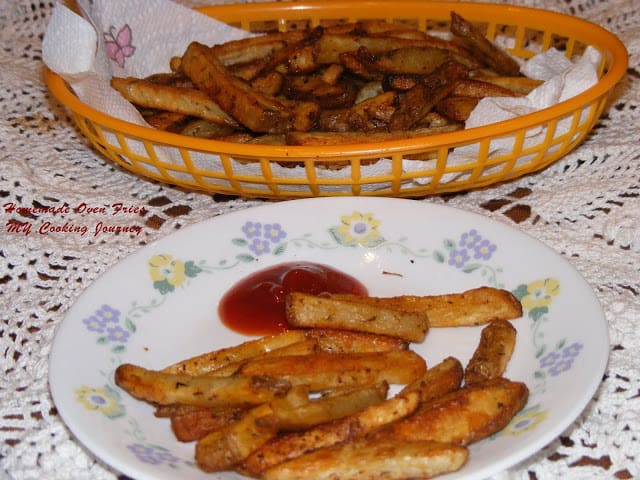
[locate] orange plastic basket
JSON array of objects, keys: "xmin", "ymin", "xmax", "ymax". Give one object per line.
[{"xmin": 45, "ymin": 1, "xmax": 628, "ymax": 198}]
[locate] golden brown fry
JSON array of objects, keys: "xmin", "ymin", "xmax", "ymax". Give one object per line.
[
  {"xmin": 180, "ymin": 41, "xmax": 319, "ymax": 133},
  {"xmin": 464, "ymin": 320, "xmax": 517, "ymax": 385},
  {"xmin": 389, "ymin": 60, "xmax": 468, "ymax": 130},
  {"xmin": 356, "ymin": 46, "xmax": 450, "ymax": 75},
  {"xmin": 317, "ymin": 90, "xmax": 397, "ymax": 132},
  {"xmin": 256, "ymin": 382, "xmax": 389, "ymax": 431},
  {"xmin": 286, "ymin": 124, "xmax": 461, "ymax": 146},
  {"xmin": 210, "ymin": 30, "xmax": 306, "ymax": 66},
  {"xmin": 469, "ymin": 73, "xmax": 544, "ymax": 94},
  {"xmin": 304, "ymin": 328, "xmax": 408, "ymax": 353},
  {"xmin": 114, "ymin": 363, "xmax": 290, "ymax": 408},
  {"xmin": 262, "ymin": 438, "xmax": 468, "ymax": 480},
  {"xmin": 208, "ymin": 338, "xmax": 320, "ymax": 377},
  {"xmin": 452, "ymin": 79, "xmax": 523, "ymax": 98},
  {"xmin": 237, "ymin": 350, "xmax": 427, "ymax": 391},
  {"xmin": 162, "ymin": 329, "xmax": 307, "ymax": 376},
  {"xmin": 399, "ymin": 356, "xmax": 464, "ymax": 403},
  {"xmin": 242, "ymin": 391, "xmax": 421, "ymax": 476},
  {"xmin": 170, "ymin": 405, "xmax": 248, "ymax": 442},
  {"xmin": 195, "ymin": 403, "xmax": 278, "ymax": 472},
  {"xmin": 380, "ymin": 378, "xmax": 529, "ymax": 445},
  {"xmin": 110, "ymin": 76, "xmax": 239, "ymax": 127},
  {"xmin": 178, "ymin": 118, "xmax": 237, "ymax": 138},
  {"xmin": 436, "ymin": 96, "xmax": 479, "ymax": 122},
  {"xmin": 333, "ymin": 286, "xmax": 523, "ymax": 328},
  {"xmin": 286, "ymin": 292, "xmax": 429, "ymax": 342},
  {"xmin": 450, "ymin": 11, "xmax": 521, "ymax": 76}
]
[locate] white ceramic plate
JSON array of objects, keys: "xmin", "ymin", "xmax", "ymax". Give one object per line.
[{"xmin": 49, "ymin": 197, "xmax": 608, "ymax": 480}]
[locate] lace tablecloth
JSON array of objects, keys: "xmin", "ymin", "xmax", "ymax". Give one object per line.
[{"xmin": 1, "ymin": 0, "xmax": 638, "ymax": 479}]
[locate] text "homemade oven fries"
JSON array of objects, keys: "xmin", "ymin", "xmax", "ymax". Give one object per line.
[
  {"xmin": 110, "ymin": 12, "xmax": 541, "ymax": 150},
  {"xmin": 115, "ymin": 285, "xmax": 528, "ymax": 479}
]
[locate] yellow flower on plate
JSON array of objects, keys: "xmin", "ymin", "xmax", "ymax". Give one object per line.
[
  {"xmin": 75, "ymin": 386, "xmax": 124, "ymax": 418},
  {"xmin": 148, "ymin": 254, "xmax": 186, "ymax": 288},
  {"xmin": 337, "ymin": 211, "xmax": 382, "ymax": 246},
  {"xmin": 502, "ymin": 406, "xmax": 548, "ymax": 437},
  {"xmin": 521, "ymin": 278, "xmax": 560, "ymax": 311}
]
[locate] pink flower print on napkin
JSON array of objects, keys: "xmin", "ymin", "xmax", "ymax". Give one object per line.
[{"xmin": 104, "ymin": 24, "xmax": 135, "ymax": 68}]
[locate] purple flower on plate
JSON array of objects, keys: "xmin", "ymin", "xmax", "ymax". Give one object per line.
[
  {"xmin": 539, "ymin": 342, "xmax": 583, "ymax": 377},
  {"xmin": 83, "ymin": 315, "xmax": 106, "ymax": 333},
  {"xmin": 264, "ymin": 223, "xmax": 287, "ymax": 243},
  {"xmin": 473, "ymin": 239, "xmax": 497, "ymax": 260},
  {"xmin": 249, "ymin": 238, "xmax": 271, "ymax": 256},
  {"xmin": 95, "ymin": 304, "xmax": 120, "ymax": 323},
  {"xmin": 127, "ymin": 443, "xmax": 180, "ymax": 466},
  {"xmin": 448, "ymin": 248, "xmax": 470, "ymax": 268},
  {"xmin": 242, "ymin": 221, "xmax": 262, "ymax": 239},
  {"xmin": 459, "ymin": 229, "xmax": 481, "ymax": 248},
  {"xmin": 106, "ymin": 325, "xmax": 130, "ymax": 343}
]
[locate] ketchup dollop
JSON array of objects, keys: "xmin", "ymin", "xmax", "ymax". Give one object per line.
[{"xmin": 218, "ymin": 261, "xmax": 368, "ymax": 335}]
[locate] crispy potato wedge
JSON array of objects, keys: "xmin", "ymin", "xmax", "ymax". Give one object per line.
[
  {"xmin": 436, "ymin": 96, "xmax": 479, "ymax": 122},
  {"xmin": 262, "ymin": 438, "xmax": 468, "ymax": 480},
  {"xmin": 243, "ymin": 391, "xmax": 421, "ymax": 476},
  {"xmin": 170, "ymin": 405, "xmax": 248, "ymax": 442},
  {"xmin": 464, "ymin": 320, "xmax": 517, "ymax": 385},
  {"xmin": 389, "ymin": 60, "xmax": 468, "ymax": 130},
  {"xmin": 399, "ymin": 356, "xmax": 464, "ymax": 403},
  {"xmin": 333, "ymin": 286, "xmax": 523, "ymax": 328},
  {"xmin": 238, "ymin": 350, "xmax": 426, "ymax": 391},
  {"xmin": 380, "ymin": 378, "xmax": 529, "ymax": 445},
  {"xmin": 286, "ymin": 124, "xmax": 460, "ymax": 146},
  {"xmin": 304, "ymin": 328, "xmax": 408, "ymax": 353},
  {"xmin": 450, "ymin": 11, "xmax": 521, "ymax": 76},
  {"xmin": 195, "ymin": 403, "xmax": 278, "ymax": 472},
  {"xmin": 114, "ymin": 363, "xmax": 290, "ymax": 408},
  {"xmin": 286, "ymin": 292, "xmax": 429, "ymax": 342},
  {"xmin": 110, "ymin": 77, "xmax": 239, "ymax": 127},
  {"xmin": 180, "ymin": 41, "xmax": 319, "ymax": 133},
  {"xmin": 162, "ymin": 329, "xmax": 307, "ymax": 376},
  {"xmin": 356, "ymin": 45, "xmax": 450, "ymax": 75},
  {"xmin": 470, "ymin": 73, "xmax": 543, "ymax": 94},
  {"xmin": 256, "ymin": 382, "xmax": 389, "ymax": 431}
]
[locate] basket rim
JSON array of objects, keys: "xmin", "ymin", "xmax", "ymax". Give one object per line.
[{"xmin": 44, "ymin": 0, "xmax": 629, "ymax": 160}]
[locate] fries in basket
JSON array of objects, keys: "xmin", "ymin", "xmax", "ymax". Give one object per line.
[
  {"xmin": 109, "ymin": 12, "xmax": 538, "ymax": 150},
  {"xmin": 115, "ymin": 285, "xmax": 528, "ymax": 479}
]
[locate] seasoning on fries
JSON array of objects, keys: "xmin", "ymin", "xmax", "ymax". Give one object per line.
[
  {"xmin": 110, "ymin": 11, "xmax": 534, "ymax": 148},
  {"xmin": 114, "ymin": 283, "xmax": 528, "ymax": 480}
]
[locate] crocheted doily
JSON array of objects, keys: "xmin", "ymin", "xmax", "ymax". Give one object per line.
[{"xmin": 1, "ymin": 0, "xmax": 638, "ymax": 479}]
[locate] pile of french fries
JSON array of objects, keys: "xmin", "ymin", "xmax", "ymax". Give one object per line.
[
  {"xmin": 115, "ymin": 286, "xmax": 529, "ymax": 479},
  {"xmin": 110, "ymin": 12, "xmax": 543, "ymax": 151}
]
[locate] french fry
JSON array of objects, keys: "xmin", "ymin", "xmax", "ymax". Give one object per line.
[
  {"xmin": 237, "ymin": 350, "xmax": 427, "ymax": 391},
  {"xmin": 399, "ymin": 356, "xmax": 464, "ymax": 403},
  {"xmin": 262, "ymin": 438, "xmax": 468, "ymax": 480},
  {"xmin": 355, "ymin": 46, "xmax": 451, "ymax": 75},
  {"xmin": 286, "ymin": 125, "xmax": 460, "ymax": 146},
  {"xmin": 162, "ymin": 329, "xmax": 307, "ymax": 376},
  {"xmin": 114, "ymin": 363, "xmax": 290, "ymax": 408},
  {"xmin": 470, "ymin": 73, "xmax": 543, "ymax": 94},
  {"xmin": 304, "ymin": 328, "xmax": 408, "ymax": 353},
  {"xmin": 110, "ymin": 76, "xmax": 239, "ymax": 127},
  {"xmin": 170, "ymin": 405, "xmax": 248, "ymax": 442},
  {"xmin": 380, "ymin": 378, "xmax": 529, "ymax": 445},
  {"xmin": 450, "ymin": 11, "xmax": 521, "ymax": 76},
  {"xmin": 180, "ymin": 41, "xmax": 319, "ymax": 133},
  {"xmin": 332, "ymin": 286, "xmax": 523, "ymax": 328},
  {"xmin": 435, "ymin": 96, "xmax": 479, "ymax": 122},
  {"xmin": 195, "ymin": 403, "xmax": 278, "ymax": 472},
  {"xmin": 286, "ymin": 292, "xmax": 429, "ymax": 342},
  {"xmin": 242, "ymin": 390, "xmax": 421, "ymax": 476},
  {"xmin": 256, "ymin": 382, "xmax": 389, "ymax": 431},
  {"xmin": 464, "ymin": 319, "xmax": 517, "ymax": 385},
  {"xmin": 389, "ymin": 60, "xmax": 468, "ymax": 130}
]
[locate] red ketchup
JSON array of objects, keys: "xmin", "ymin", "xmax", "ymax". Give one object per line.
[{"xmin": 218, "ymin": 261, "xmax": 368, "ymax": 335}]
